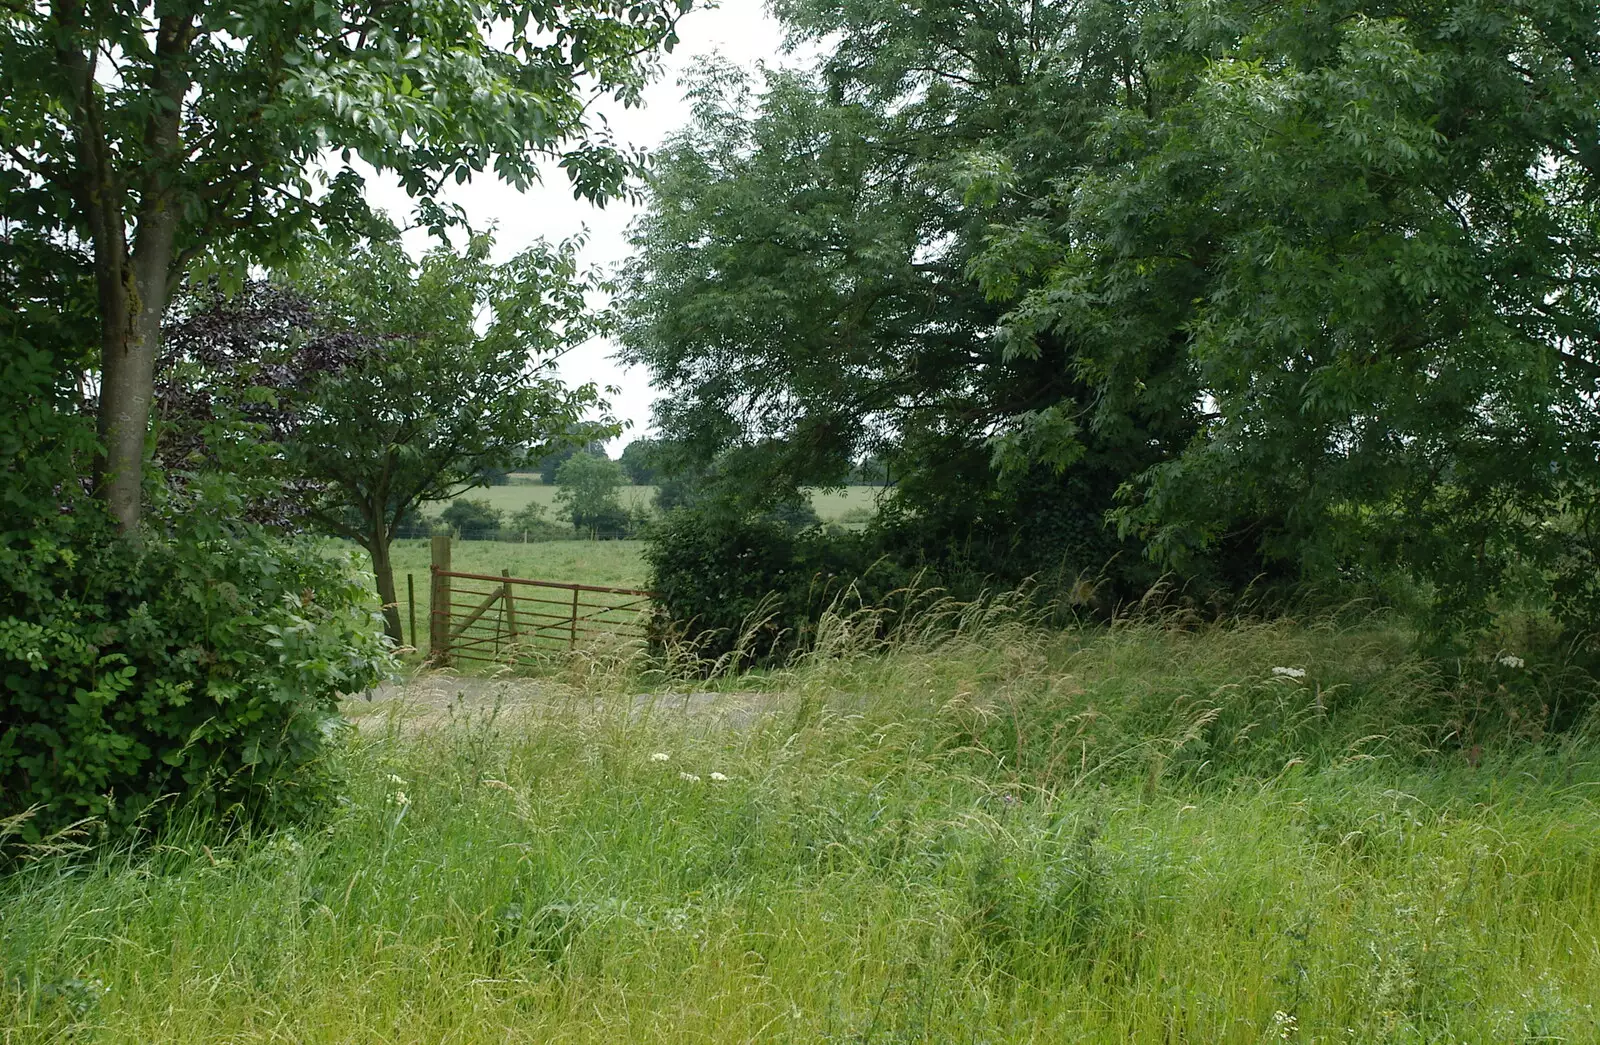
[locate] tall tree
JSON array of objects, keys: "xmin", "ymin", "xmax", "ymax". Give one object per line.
[
  {"xmin": 620, "ymin": 3, "xmax": 1201, "ymax": 589},
  {"xmin": 0, "ymin": 0, "xmax": 688, "ymax": 532},
  {"xmin": 970, "ymin": 0, "xmax": 1600, "ymax": 629}
]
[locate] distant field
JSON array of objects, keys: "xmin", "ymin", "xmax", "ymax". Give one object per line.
[
  {"xmin": 436, "ymin": 483, "xmax": 883, "ymax": 523},
  {"xmin": 364, "ymin": 539, "xmax": 648, "ymax": 652}
]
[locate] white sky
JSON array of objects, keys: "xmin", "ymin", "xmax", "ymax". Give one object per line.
[{"xmin": 361, "ymin": 1, "xmax": 793, "ymax": 456}]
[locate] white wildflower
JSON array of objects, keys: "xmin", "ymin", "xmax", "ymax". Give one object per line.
[
  {"xmin": 1271, "ymin": 666, "xmax": 1307, "ymax": 679},
  {"xmin": 386, "ymin": 774, "xmax": 406, "ymax": 786},
  {"xmin": 1271, "ymin": 1010, "xmax": 1297, "ymax": 1039},
  {"xmin": 709, "ymin": 772, "xmax": 729, "ymax": 782},
  {"xmin": 650, "ymin": 752, "xmax": 671, "ymax": 763},
  {"xmin": 387, "ymin": 790, "xmax": 409, "ymax": 807},
  {"xmin": 1497, "ymin": 654, "xmax": 1525, "ymax": 669},
  {"xmin": 678, "ymin": 771, "xmax": 702, "ymax": 783}
]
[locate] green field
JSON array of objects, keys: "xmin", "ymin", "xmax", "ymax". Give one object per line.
[
  {"xmin": 368, "ymin": 538, "xmax": 648, "ymax": 651},
  {"xmin": 5, "ymin": 614, "xmax": 1598, "ymax": 1042},
  {"xmin": 438, "ymin": 483, "xmax": 883, "ymax": 523}
]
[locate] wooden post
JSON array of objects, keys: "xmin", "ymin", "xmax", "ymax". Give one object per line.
[
  {"xmin": 429, "ymin": 535, "xmax": 452, "ymax": 666},
  {"xmin": 502, "ymin": 569, "xmax": 518, "ymax": 650},
  {"xmin": 569, "ymin": 586, "xmax": 580, "ymax": 650},
  {"xmin": 407, "ymin": 573, "xmax": 417, "ymax": 651}
]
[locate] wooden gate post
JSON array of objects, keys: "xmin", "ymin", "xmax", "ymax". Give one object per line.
[
  {"xmin": 429, "ymin": 535, "xmax": 452, "ymax": 666},
  {"xmin": 407, "ymin": 573, "xmax": 417, "ymax": 651},
  {"xmin": 502, "ymin": 569, "xmax": 518, "ymax": 648}
]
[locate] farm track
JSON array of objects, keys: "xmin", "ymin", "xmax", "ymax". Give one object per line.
[{"xmin": 346, "ymin": 672, "xmax": 786, "ymax": 734}]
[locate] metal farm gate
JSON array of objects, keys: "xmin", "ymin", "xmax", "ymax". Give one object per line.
[{"xmin": 425, "ymin": 536, "xmax": 655, "ymax": 667}]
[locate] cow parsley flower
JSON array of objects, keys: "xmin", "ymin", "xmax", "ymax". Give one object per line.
[
  {"xmin": 1271, "ymin": 666, "xmax": 1307, "ymax": 679},
  {"xmin": 1497, "ymin": 654, "xmax": 1525, "ymax": 669},
  {"xmin": 650, "ymin": 752, "xmax": 671, "ymax": 763},
  {"xmin": 678, "ymin": 771, "xmax": 701, "ymax": 783},
  {"xmin": 709, "ymin": 772, "xmax": 729, "ymax": 782}
]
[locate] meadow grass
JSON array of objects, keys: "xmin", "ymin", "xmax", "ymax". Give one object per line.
[{"xmin": 4, "ymin": 612, "xmax": 1599, "ymax": 1043}]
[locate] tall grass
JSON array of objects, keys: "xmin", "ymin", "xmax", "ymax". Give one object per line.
[{"xmin": 4, "ymin": 607, "xmax": 1599, "ymax": 1043}]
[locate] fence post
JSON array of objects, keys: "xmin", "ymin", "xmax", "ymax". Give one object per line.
[
  {"xmin": 502, "ymin": 569, "xmax": 518, "ymax": 649},
  {"xmin": 429, "ymin": 535, "xmax": 452, "ymax": 666},
  {"xmin": 407, "ymin": 573, "xmax": 417, "ymax": 651},
  {"xmin": 569, "ymin": 586, "xmax": 580, "ymax": 650}
]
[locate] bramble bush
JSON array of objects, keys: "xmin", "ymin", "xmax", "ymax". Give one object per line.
[{"xmin": 1, "ymin": 342, "xmax": 391, "ymax": 843}]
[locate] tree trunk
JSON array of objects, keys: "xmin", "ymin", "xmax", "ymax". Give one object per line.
[
  {"xmin": 369, "ymin": 534, "xmax": 406, "ymax": 646},
  {"xmin": 68, "ymin": 8, "xmax": 193, "ymax": 533},
  {"xmin": 98, "ymin": 218, "xmax": 177, "ymax": 532}
]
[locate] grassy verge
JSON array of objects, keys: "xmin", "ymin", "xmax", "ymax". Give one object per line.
[{"xmin": 4, "ymin": 615, "xmax": 1598, "ymax": 1042}]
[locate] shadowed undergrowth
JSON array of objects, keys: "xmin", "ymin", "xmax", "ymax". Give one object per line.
[{"xmin": 4, "ymin": 610, "xmax": 1599, "ymax": 1043}]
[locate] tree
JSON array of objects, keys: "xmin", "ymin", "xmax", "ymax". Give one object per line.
[
  {"xmin": 848, "ymin": 457, "xmax": 888, "ymax": 486},
  {"xmin": 537, "ymin": 441, "xmax": 608, "ymax": 485},
  {"xmin": 0, "ymin": 0, "xmax": 689, "ymax": 532},
  {"xmin": 507, "ymin": 501, "xmax": 553, "ymax": 538},
  {"xmin": 619, "ymin": 437, "xmax": 663, "ymax": 484},
  {"xmin": 620, "ymin": 9, "xmax": 1194, "ymax": 594},
  {"xmin": 477, "ymin": 466, "xmax": 512, "ymax": 487},
  {"xmin": 441, "ymin": 499, "xmax": 504, "ymax": 541},
  {"xmin": 165, "ymin": 233, "xmax": 615, "ymax": 643},
  {"xmin": 967, "ymin": 0, "xmax": 1600, "ymax": 630},
  {"xmin": 555, "ymin": 452, "xmax": 629, "ymax": 535}
]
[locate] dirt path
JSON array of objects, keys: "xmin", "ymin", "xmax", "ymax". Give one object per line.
[{"xmin": 344, "ymin": 672, "xmax": 787, "ymax": 733}]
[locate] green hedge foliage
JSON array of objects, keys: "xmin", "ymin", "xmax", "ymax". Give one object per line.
[
  {"xmin": 644, "ymin": 512, "xmax": 922, "ymax": 662},
  {"xmin": 644, "ymin": 467, "xmax": 1287, "ymax": 663},
  {"xmin": 2, "ymin": 344, "xmax": 391, "ymax": 843}
]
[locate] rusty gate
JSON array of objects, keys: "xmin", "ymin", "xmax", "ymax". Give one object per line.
[{"xmin": 425, "ymin": 536, "xmax": 655, "ymax": 667}]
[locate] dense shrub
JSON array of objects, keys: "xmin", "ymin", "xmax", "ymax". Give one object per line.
[
  {"xmin": 1, "ymin": 527, "xmax": 390, "ymax": 841},
  {"xmin": 646, "ymin": 467, "xmax": 1189, "ymax": 662},
  {"xmin": 645, "ymin": 512, "xmax": 923, "ymax": 661},
  {"xmin": 1, "ymin": 343, "xmax": 391, "ymax": 842},
  {"xmin": 440, "ymin": 498, "xmax": 504, "ymax": 540}
]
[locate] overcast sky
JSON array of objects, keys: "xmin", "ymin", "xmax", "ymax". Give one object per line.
[{"xmin": 362, "ymin": 1, "xmax": 793, "ymax": 456}]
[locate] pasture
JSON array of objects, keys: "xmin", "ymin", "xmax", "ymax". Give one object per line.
[{"xmin": 437, "ymin": 482, "xmax": 883, "ymax": 524}]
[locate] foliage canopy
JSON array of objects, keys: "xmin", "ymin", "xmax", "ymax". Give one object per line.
[
  {"xmin": 0, "ymin": 0, "xmax": 689, "ymax": 530},
  {"xmin": 624, "ymin": 0, "xmax": 1600, "ymax": 637}
]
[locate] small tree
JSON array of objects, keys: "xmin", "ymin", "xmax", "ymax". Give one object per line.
[
  {"xmin": 441, "ymin": 499, "xmax": 504, "ymax": 540},
  {"xmin": 537, "ymin": 441, "xmax": 607, "ymax": 484},
  {"xmin": 507, "ymin": 501, "xmax": 566, "ymax": 542},
  {"xmin": 555, "ymin": 453, "xmax": 628, "ymax": 535},
  {"xmin": 293, "ymin": 237, "xmax": 616, "ymax": 640},
  {"xmin": 509, "ymin": 502, "xmax": 550, "ymax": 533},
  {"xmin": 165, "ymin": 234, "xmax": 616, "ymax": 642},
  {"xmin": 619, "ymin": 438, "xmax": 662, "ymax": 484}
]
